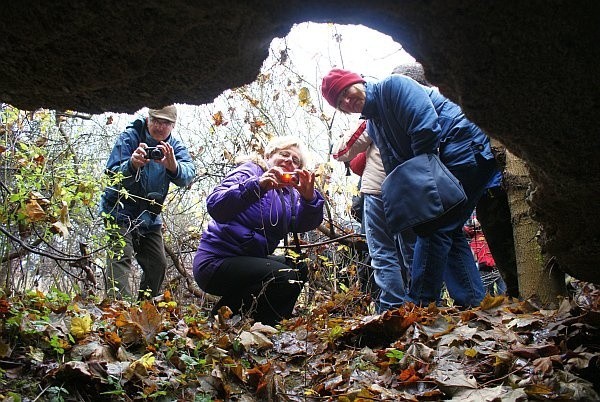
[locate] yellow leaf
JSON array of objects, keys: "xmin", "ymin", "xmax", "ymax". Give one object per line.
[
  {"xmin": 71, "ymin": 314, "xmax": 92, "ymax": 339},
  {"xmin": 464, "ymin": 348, "xmax": 478, "ymax": 357},
  {"xmin": 298, "ymin": 87, "xmax": 311, "ymax": 107},
  {"xmin": 124, "ymin": 352, "xmax": 154, "ymax": 380},
  {"xmin": 119, "ymin": 188, "xmax": 130, "ymax": 199},
  {"xmin": 479, "ymin": 294, "xmax": 506, "ymax": 310},
  {"xmin": 138, "ymin": 352, "xmax": 155, "ymax": 369}
]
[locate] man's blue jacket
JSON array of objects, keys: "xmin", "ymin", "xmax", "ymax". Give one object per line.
[
  {"xmin": 361, "ymin": 75, "xmax": 494, "ymax": 174},
  {"xmin": 100, "ymin": 118, "xmax": 196, "ymax": 230}
]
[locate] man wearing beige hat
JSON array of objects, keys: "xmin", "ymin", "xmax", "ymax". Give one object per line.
[{"xmin": 100, "ymin": 105, "xmax": 196, "ymax": 300}]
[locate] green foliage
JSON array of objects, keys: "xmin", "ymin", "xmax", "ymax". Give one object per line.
[
  {"xmin": 45, "ymin": 287, "xmax": 72, "ymax": 311},
  {"xmin": 0, "ymin": 105, "xmax": 119, "ymax": 295},
  {"xmin": 328, "ymin": 324, "xmax": 344, "ymax": 342},
  {"xmin": 179, "ymin": 353, "xmax": 207, "ymax": 373},
  {"xmin": 385, "ymin": 348, "xmax": 405, "ymax": 362},
  {"xmin": 49, "ymin": 334, "xmax": 66, "ymax": 355},
  {"xmin": 46, "ymin": 386, "xmax": 69, "ymax": 402},
  {"xmin": 101, "ymin": 375, "xmax": 126, "ymax": 397}
]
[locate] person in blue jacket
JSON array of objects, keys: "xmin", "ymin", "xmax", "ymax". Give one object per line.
[
  {"xmin": 100, "ymin": 105, "xmax": 196, "ymax": 300},
  {"xmin": 193, "ymin": 136, "xmax": 324, "ymax": 325},
  {"xmin": 321, "ymin": 68, "xmax": 497, "ymax": 308}
]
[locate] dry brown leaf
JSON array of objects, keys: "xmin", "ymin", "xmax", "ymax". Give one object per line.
[
  {"xmin": 533, "ymin": 356, "xmax": 554, "ymax": 375},
  {"xmin": 212, "ymin": 111, "xmax": 228, "ymax": 126},
  {"xmin": 128, "ymin": 301, "xmax": 163, "ymax": 344},
  {"xmin": 480, "ymin": 294, "xmax": 506, "ymax": 310},
  {"xmin": 398, "ymin": 366, "xmax": 420, "ymax": 383},
  {"xmin": 24, "ymin": 199, "xmax": 46, "ymax": 222},
  {"xmin": 524, "ymin": 383, "xmax": 554, "ymax": 398},
  {"xmin": 51, "ymin": 221, "xmax": 69, "ymax": 238}
]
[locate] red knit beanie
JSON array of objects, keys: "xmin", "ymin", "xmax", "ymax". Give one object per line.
[{"xmin": 321, "ymin": 68, "xmax": 365, "ymax": 108}]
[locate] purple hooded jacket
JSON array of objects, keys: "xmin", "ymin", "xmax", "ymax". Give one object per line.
[{"xmin": 192, "ymin": 161, "xmax": 324, "ymax": 288}]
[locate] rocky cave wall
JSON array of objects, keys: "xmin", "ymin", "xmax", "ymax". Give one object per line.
[{"xmin": 0, "ymin": 1, "xmax": 598, "ymax": 282}]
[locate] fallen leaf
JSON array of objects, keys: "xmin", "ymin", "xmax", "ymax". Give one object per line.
[
  {"xmin": 70, "ymin": 314, "xmax": 92, "ymax": 339},
  {"xmin": 464, "ymin": 348, "xmax": 478, "ymax": 358},
  {"xmin": 480, "ymin": 294, "xmax": 506, "ymax": 310}
]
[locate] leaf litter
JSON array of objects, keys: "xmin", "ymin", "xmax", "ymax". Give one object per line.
[{"xmin": 0, "ymin": 281, "xmax": 598, "ymax": 401}]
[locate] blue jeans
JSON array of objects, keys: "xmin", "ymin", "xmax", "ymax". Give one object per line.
[
  {"xmin": 364, "ymin": 194, "xmax": 415, "ymax": 312},
  {"xmin": 408, "ymin": 156, "xmax": 496, "ymax": 307}
]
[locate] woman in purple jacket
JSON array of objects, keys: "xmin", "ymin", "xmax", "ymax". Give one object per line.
[{"xmin": 193, "ymin": 136, "xmax": 324, "ymax": 325}]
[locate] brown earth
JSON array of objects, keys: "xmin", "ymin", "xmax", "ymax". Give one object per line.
[{"xmin": 0, "ymin": 1, "xmax": 598, "ymax": 282}]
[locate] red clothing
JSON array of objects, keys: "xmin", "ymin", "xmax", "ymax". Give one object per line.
[
  {"xmin": 464, "ymin": 226, "xmax": 496, "ymax": 269},
  {"xmin": 349, "ymin": 151, "xmax": 367, "ymax": 176}
]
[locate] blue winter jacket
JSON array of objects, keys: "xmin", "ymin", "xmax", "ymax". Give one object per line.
[
  {"xmin": 361, "ymin": 75, "xmax": 494, "ymax": 174},
  {"xmin": 100, "ymin": 117, "xmax": 196, "ymax": 230},
  {"xmin": 193, "ymin": 161, "xmax": 324, "ymax": 288}
]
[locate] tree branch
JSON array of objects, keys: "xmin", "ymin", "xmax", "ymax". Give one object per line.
[{"xmin": 0, "ymin": 226, "xmax": 85, "ymax": 262}]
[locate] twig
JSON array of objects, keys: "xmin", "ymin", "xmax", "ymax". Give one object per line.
[
  {"xmin": 163, "ymin": 241, "xmax": 217, "ymax": 301},
  {"xmin": 280, "ymin": 232, "xmax": 365, "ymax": 249},
  {"xmin": 32, "ymin": 384, "xmax": 52, "ymax": 402},
  {"xmin": 0, "ymin": 226, "xmax": 85, "ymax": 262}
]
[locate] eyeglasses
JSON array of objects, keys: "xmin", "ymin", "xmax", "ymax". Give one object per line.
[
  {"xmin": 150, "ymin": 117, "xmax": 174, "ymax": 127},
  {"xmin": 278, "ymin": 150, "xmax": 301, "ymax": 167}
]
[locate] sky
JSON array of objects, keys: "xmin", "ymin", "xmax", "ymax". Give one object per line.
[{"xmin": 281, "ymin": 22, "xmax": 415, "ymax": 83}]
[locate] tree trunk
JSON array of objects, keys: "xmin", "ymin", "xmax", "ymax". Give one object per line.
[{"xmin": 504, "ymin": 150, "xmax": 565, "ymax": 305}]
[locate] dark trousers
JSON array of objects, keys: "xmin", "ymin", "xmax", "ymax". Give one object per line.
[
  {"xmin": 105, "ymin": 225, "xmax": 167, "ymax": 300},
  {"xmin": 476, "ymin": 188, "xmax": 519, "ymax": 297},
  {"xmin": 205, "ymin": 255, "xmax": 307, "ymax": 326}
]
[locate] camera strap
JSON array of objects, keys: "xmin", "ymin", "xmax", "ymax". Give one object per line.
[
  {"xmin": 289, "ymin": 190, "xmax": 301, "ymax": 254},
  {"xmin": 133, "ymin": 119, "xmax": 148, "ymax": 183},
  {"xmin": 278, "ymin": 189, "xmax": 301, "ymax": 254}
]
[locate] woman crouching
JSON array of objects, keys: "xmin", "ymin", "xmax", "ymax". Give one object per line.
[{"xmin": 192, "ymin": 136, "xmax": 324, "ymax": 325}]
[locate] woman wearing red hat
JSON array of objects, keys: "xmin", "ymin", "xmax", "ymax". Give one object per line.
[{"xmin": 321, "ymin": 68, "xmax": 497, "ymax": 308}]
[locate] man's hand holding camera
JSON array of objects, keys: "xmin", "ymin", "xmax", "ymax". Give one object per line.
[{"xmin": 131, "ymin": 142, "xmax": 178, "ymax": 174}]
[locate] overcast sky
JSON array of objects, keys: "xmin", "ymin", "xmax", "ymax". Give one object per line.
[{"xmin": 280, "ymin": 22, "xmax": 415, "ymax": 87}]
